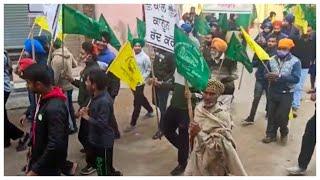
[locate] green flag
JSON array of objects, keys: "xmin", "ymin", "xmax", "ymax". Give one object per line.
[
  {"xmin": 127, "ymin": 25, "xmax": 133, "ymax": 43},
  {"xmin": 99, "ymin": 14, "xmax": 121, "ymax": 50},
  {"xmin": 300, "ymin": 4, "xmax": 316, "ymax": 30},
  {"xmin": 136, "ymin": 18, "xmax": 146, "ymax": 39},
  {"xmin": 62, "ymin": 5, "xmax": 102, "ymax": 40},
  {"xmin": 194, "ymin": 13, "xmax": 211, "ymax": 35},
  {"xmin": 218, "ymin": 13, "xmax": 229, "ymax": 32},
  {"xmin": 174, "ymin": 26, "xmax": 210, "ymax": 91},
  {"xmin": 235, "ymin": 14, "xmax": 251, "ymax": 29},
  {"xmin": 225, "ymin": 33, "xmax": 253, "ymax": 73}
]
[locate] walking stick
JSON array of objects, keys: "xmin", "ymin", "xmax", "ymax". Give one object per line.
[
  {"xmin": 151, "ymin": 59, "xmax": 161, "ymax": 134},
  {"xmin": 185, "ymin": 79, "xmax": 195, "ymax": 151}
]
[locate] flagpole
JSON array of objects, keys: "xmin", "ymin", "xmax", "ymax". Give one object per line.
[
  {"xmin": 31, "ymin": 32, "xmax": 36, "ymax": 62},
  {"xmin": 185, "ymin": 78, "xmax": 195, "ymax": 152},
  {"xmin": 238, "ymin": 64, "xmax": 245, "ymax": 90},
  {"xmin": 17, "ymin": 21, "xmax": 36, "ymax": 65},
  {"xmin": 149, "ymin": 47, "xmax": 160, "ymax": 135},
  {"xmin": 217, "ymin": 57, "xmax": 225, "ymax": 79},
  {"xmin": 47, "ymin": 39, "xmax": 54, "ymax": 66},
  {"xmin": 38, "ymin": 28, "xmax": 42, "ymax": 36}
]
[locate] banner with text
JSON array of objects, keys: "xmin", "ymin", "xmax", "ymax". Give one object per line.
[{"xmin": 144, "ymin": 4, "xmax": 180, "ymax": 52}]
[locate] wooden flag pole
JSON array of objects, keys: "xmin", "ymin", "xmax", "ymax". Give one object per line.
[
  {"xmin": 38, "ymin": 28, "xmax": 43, "ymax": 36},
  {"xmin": 17, "ymin": 21, "xmax": 36, "ymax": 64},
  {"xmin": 185, "ymin": 78, "xmax": 195, "ymax": 152},
  {"xmin": 31, "ymin": 32, "xmax": 36, "ymax": 62},
  {"xmin": 184, "ymin": 78, "xmax": 194, "ymax": 122},
  {"xmin": 47, "ymin": 39, "xmax": 54, "ymax": 66},
  {"xmin": 149, "ymin": 47, "xmax": 160, "ymax": 131},
  {"xmin": 238, "ymin": 64, "xmax": 245, "ymax": 90},
  {"xmin": 217, "ymin": 57, "xmax": 226, "ymax": 79}
]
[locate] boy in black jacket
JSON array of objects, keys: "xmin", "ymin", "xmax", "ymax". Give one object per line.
[
  {"xmin": 22, "ymin": 64, "xmax": 69, "ymax": 176},
  {"xmin": 79, "ymin": 70, "xmax": 122, "ymax": 176}
]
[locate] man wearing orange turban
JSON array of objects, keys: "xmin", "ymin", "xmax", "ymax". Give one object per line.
[
  {"xmin": 209, "ymin": 38, "xmax": 238, "ymax": 111},
  {"xmin": 262, "ymin": 38, "xmax": 301, "ymax": 145},
  {"xmin": 269, "ymin": 20, "xmax": 288, "ymax": 41}
]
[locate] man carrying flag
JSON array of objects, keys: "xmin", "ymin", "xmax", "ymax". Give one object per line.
[
  {"xmin": 162, "ymin": 26, "xmax": 209, "ymax": 176},
  {"xmin": 242, "ymin": 35, "xmax": 278, "ymax": 126},
  {"xmin": 262, "ymin": 38, "xmax": 301, "ymax": 145},
  {"xmin": 123, "ymin": 39, "xmax": 154, "ymax": 133}
]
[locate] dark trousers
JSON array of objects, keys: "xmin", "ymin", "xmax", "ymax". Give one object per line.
[
  {"xmin": 298, "ymin": 114, "xmax": 316, "ymax": 169},
  {"xmin": 247, "ymin": 80, "xmax": 268, "ymax": 121},
  {"xmin": 66, "ymin": 90, "xmax": 77, "ymax": 130},
  {"xmin": 86, "ymin": 145, "xmax": 114, "ymax": 176},
  {"xmin": 154, "ymin": 87, "xmax": 170, "ymax": 130},
  {"xmin": 162, "ymin": 106, "xmax": 190, "ymax": 166},
  {"xmin": 109, "ymin": 95, "xmax": 120, "ymax": 137},
  {"xmin": 130, "ymin": 85, "xmax": 153, "ymax": 126},
  {"xmin": 266, "ymin": 92, "xmax": 293, "ymax": 138},
  {"xmin": 4, "ymin": 91, "xmax": 24, "ymax": 145},
  {"xmin": 78, "ymin": 118, "xmax": 89, "ymax": 148}
]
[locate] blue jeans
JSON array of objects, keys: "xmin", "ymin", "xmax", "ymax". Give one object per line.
[{"xmin": 292, "ymin": 69, "xmax": 309, "ymax": 109}]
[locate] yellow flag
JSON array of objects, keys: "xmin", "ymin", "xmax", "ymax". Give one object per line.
[
  {"xmin": 288, "ymin": 108, "xmax": 294, "ymax": 120},
  {"xmin": 34, "ymin": 16, "xmax": 50, "ymax": 32},
  {"xmin": 293, "ymin": 5, "xmax": 308, "ymax": 34},
  {"xmin": 240, "ymin": 26, "xmax": 270, "ymax": 61},
  {"xmin": 107, "ymin": 41, "xmax": 144, "ymax": 91}
]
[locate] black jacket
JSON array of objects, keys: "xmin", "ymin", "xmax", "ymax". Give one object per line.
[
  {"xmin": 30, "ymin": 87, "xmax": 69, "ymax": 175},
  {"xmin": 72, "ymin": 59, "xmax": 100, "ymax": 107},
  {"xmin": 88, "ymin": 91, "xmax": 114, "ymax": 148},
  {"xmin": 291, "ymin": 34, "xmax": 316, "ymax": 69},
  {"xmin": 152, "ymin": 48, "xmax": 176, "ymax": 90}
]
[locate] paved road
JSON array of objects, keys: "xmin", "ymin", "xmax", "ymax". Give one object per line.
[{"xmin": 4, "ymin": 68, "xmax": 316, "ymax": 176}]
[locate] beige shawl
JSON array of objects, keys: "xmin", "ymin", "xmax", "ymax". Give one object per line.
[{"xmin": 184, "ymin": 102, "xmax": 247, "ymax": 176}]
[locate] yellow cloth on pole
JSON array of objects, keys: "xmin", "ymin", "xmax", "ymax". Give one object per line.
[
  {"xmin": 34, "ymin": 16, "xmax": 50, "ymax": 32},
  {"xmin": 293, "ymin": 5, "xmax": 308, "ymax": 34},
  {"xmin": 107, "ymin": 41, "xmax": 144, "ymax": 91},
  {"xmin": 240, "ymin": 26, "xmax": 270, "ymax": 61}
]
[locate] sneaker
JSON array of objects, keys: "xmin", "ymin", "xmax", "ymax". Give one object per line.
[
  {"xmin": 16, "ymin": 133, "xmax": 30, "ymax": 152},
  {"xmin": 170, "ymin": 164, "xmax": 186, "ymax": 176},
  {"xmin": 287, "ymin": 166, "xmax": 306, "ymax": 175},
  {"xmin": 152, "ymin": 130, "xmax": 163, "ymax": 140},
  {"xmin": 241, "ymin": 118, "xmax": 254, "ymax": 126},
  {"xmin": 280, "ymin": 135, "xmax": 288, "ymax": 145},
  {"xmin": 144, "ymin": 112, "xmax": 154, "ymax": 119},
  {"xmin": 110, "ymin": 170, "xmax": 123, "ymax": 176},
  {"xmin": 80, "ymin": 165, "xmax": 96, "ymax": 175},
  {"xmin": 124, "ymin": 125, "xmax": 136, "ymax": 133},
  {"xmin": 262, "ymin": 136, "xmax": 277, "ymax": 144}
]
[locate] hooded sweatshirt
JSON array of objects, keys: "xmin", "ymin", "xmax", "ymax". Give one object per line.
[
  {"xmin": 30, "ymin": 87, "xmax": 69, "ymax": 175},
  {"xmin": 51, "ymin": 47, "xmax": 77, "ymax": 91},
  {"xmin": 135, "ymin": 50, "xmax": 151, "ymax": 83}
]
